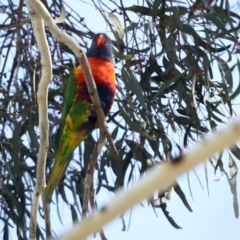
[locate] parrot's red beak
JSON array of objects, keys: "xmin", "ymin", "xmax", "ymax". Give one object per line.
[{"xmin": 96, "ymin": 34, "xmax": 106, "ymax": 48}]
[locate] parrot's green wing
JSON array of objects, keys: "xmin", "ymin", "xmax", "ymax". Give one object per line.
[
  {"xmin": 61, "ymin": 73, "xmax": 77, "ymax": 127},
  {"xmin": 55, "ymin": 72, "xmax": 77, "ymax": 150},
  {"xmin": 45, "ymin": 70, "xmax": 93, "ymax": 202}
]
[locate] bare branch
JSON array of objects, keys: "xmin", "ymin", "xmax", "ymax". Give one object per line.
[
  {"xmin": 57, "ymin": 120, "xmax": 240, "ymax": 240},
  {"xmin": 25, "ymin": 1, "xmax": 52, "ymax": 239},
  {"xmin": 82, "ymin": 135, "xmax": 106, "ymax": 218}
]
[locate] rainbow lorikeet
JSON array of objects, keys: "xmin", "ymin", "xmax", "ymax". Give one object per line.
[{"xmin": 44, "ymin": 33, "xmax": 116, "ymax": 201}]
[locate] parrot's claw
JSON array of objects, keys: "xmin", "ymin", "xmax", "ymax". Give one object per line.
[{"xmin": 90, "ymin": 102, "xmax": 106, "ymax": 117}]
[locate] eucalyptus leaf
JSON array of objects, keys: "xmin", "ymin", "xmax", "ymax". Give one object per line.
[{"xmin": 109, "ymin": 13, "xmax": 124, "ymax": 39}]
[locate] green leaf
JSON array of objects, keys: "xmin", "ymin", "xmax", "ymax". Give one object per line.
[
  {"xmin": 112, "ymin": 47, "xmax": 132, "ymax": 60},
  {"xmin": 110, "ymin": 153, "xmax": 124, "ymax": 187},
  {"xmin": 12, "ymin": 122, "xmax": 22, "ymax": 176},
  {"xmin": 165, "ymin": 35, "xmax": 176, "ymax": 69},
  {"xmin": 210, "ymin": 120, "xmax": 217, "ymax": 129},
  {"xmin": 70, "ymin": 178, "xmax": 81, "ymax": 214},
  {"xmin": 126, "ymin": 140, "xmax": 152, "ymax": 163},
  {"xmin": 206, "ymin": 104, "xmax": 223, "ymax": 123},
  {"xmin": 56, "ymin": 190, "xmax": 63, "ymax": 225},
  {"xmin": 203, "ymin": 161, "xmax": 209, "ymax": 196},
  {"xmin": 160, "ymin": 203, "xmax": 182, "ymax": 229},
  {"xmin": 212, "ymin": 6, "xmax": 240, "ymax": 22},
  {"xmin": 230, "ymin": 60, "xmax": 240, "ymax": 99},
  {"xmin": 183, "ymin": 124, "xmax": 192, "ymax": 147},
  {"xmin": 84, "ymin": 134, "xmax": 95, "ymax": 169},
  {"xmin": 125, "ymin": 22, "xmax": 138, "ymax": 32},
  {"xmin": 228, "ymin": 156, "xmax": 239, "ymax": 218},
  {"xmin": 214, "ymin": 153, "xmax": 224, "ymax": 174},
  {"xmin": 122, "ymin": 67, "xmax": 147, "ymax": 110},
  {"xmin": 54, "ymin": 4, "xmax": 67, "ymax": 24},
  {"xmin": 153, "ymin": 0, "xmax": 163, "ymax": 16},
  {"xmin": 162, "ymin": 135, "xmax": 172, "ymax": 157},
  {"xmin": 111, "ymin": 126, "xmax": 118, "ymax": 140},
  {"xmin": 108, "ymin": 13, "xmax": 124, "ymax": 39},
  {"xmin": 174, "ymin": 116, "xmax": 192, "ymax": 125},
  {"xmin": 173, "ymin": 6, "xmax": 183, "ymax": 29},
  {"xmin": 181, "ymin": 24, "xmax": 231, "ymax": 52},
  {"xmin": 217, "ymin": 58, "xmax": 233, "ymax": 91},
  {"xmin": 122, "ymin": 150, "xmax": 133, "ymax": 184},
  {"xmin": 219, "ymin": 82, "xmax": 229, "ymax": 103},
  {"xmin": 3, "ymin": 222, "xmax": 8, "ymax": 240},
  {"xmin": 203, "ymin": 53, "xmax": 212, "ymax": 80},
  {"xmin": 153, "ymin": 72, "xmax": 185, "ymax": 100},
  {"xmin": 70, "ymin": 204, "xmax": 78, "ymax": 223},
  {"xmin": 137, "ymin": 47, "xmax": 151, "ymax": 53},
  {"xmin": 147, "ymin": 138, "xmax": 162, "ymax": 159},
  {"xmin": 123, "ymin": 5, "xmax": 153, "ymax": 16},
  {"xmin": 230, "ymin": 146, "xmax": 240, "ymax": 160},
  {"xmin": 205, "ymin": 13, "xmax": 232, "ymax": 36},
  {"xmin": 181, "ymin": 24, "xmax": 200, "ymax": 49},
  {"xmin": 176, "ymin": 108, "xmax": 189, "ymax": 117},
  {"xmin": 182, "ymin": 45, "xmax": 213, "ymax": 79},
  {"xmin": 27, "ymin": 114, "xmax": 39, "ymax": 149},
  {"xmin": 118, "ymin": 102, "xmax": 142, "ymax": 132},
  {"xmin": 174, "ymin": 182, "xmax": 192, "ymax": 212},
  {"xmin": 125, "ymin": 59, "xmax": 145, "ymax": 68}
]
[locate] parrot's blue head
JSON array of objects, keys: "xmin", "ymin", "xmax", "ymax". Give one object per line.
[{"xmin": 86, "ymin": 33, "xmax": 113, "ymax": 62}]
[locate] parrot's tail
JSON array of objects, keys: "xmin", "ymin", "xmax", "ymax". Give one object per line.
[{"xmin": 44, "ymin": 133, "xmax": 85, "ymax": 202}]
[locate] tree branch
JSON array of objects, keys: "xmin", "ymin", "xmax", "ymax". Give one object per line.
[
  {"xmin": 82, "ymin": 135, "xmax": 107, "ymax": 238},
  {"xmin": 57, "ymin": 120, "xmax": 240, "ymax": 240},
  {"xmin": 25, "ymin": 2, "xmax": 52, "ymax": 239}
]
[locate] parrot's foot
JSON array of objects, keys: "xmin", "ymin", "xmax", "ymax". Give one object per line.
[{"xmin": 90, "ymin": 102, "xmax": 106, "ymax": 117}]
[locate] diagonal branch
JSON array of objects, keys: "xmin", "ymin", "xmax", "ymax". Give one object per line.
[{"xmin": 57, "ymin": 120, "xmax": 240, "ymax": 240}]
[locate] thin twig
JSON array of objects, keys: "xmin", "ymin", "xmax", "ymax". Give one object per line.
[
  {"xmin": 89, "ymin": 176, "xmax": 95, "ymax": 212},
  {"xmin": 90, "ymin": 187, "xmax": 107, "ymax": 240},
  {"xmin": 0, "ymin": 18, "xmax": 30, "ymax": 30},
  {"xmin": 98, "ymin": 229, "xmax": 108, "ymax": 240},
  {"xmin": 82, "ymin": 134, "xmax": 106, "ymax": 218},
  {"xmin": 43, "ymin": 199, "xmax": 52, "ymax": 238},
  {"xmin": 92, "ymin": 0, "xmax": 114, "ymax": 34},
  {"xmin": 82, "ymin": 174, "xmax": 91, "ymax": 218},
  {"xmin": 57, "ymin": 119, "xmax": 240, "ymax": 240},
  {"xmin": 104, "ymin": 125, "xmax": 119, "ymax": 160}
]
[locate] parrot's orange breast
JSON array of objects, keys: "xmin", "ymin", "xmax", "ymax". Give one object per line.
[
  {"xmin": 74, "ymin": 57, "xmax": 116, "ymax": 96},
  {"xmin": 74, "ymin": 57, "xmax": 116, "ymax": 116}
]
